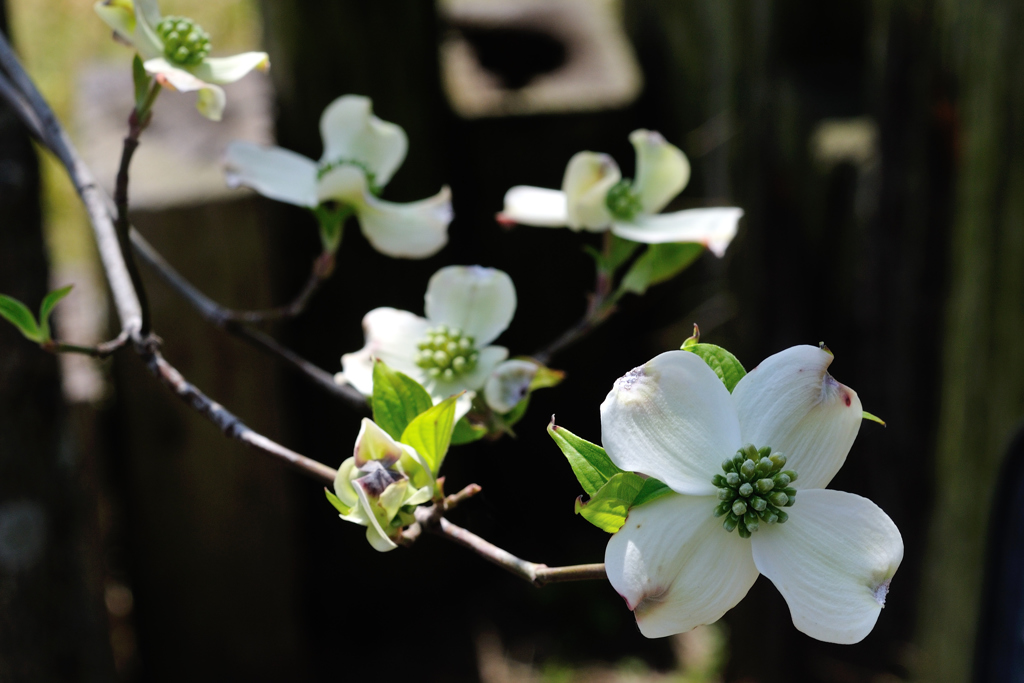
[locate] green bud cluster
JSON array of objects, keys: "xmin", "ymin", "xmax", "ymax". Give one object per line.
[
  {"xmin": 156, "ymin": 16, "xmax": 211, "ymax": 66},
  {"xmin": 414, "ymin": 325, "xmax": 479, "ymax": 381},
  {"xmin": 605, "ymin": 179, "xmax": 643, "ymax": 221},
  {"xmin": 317, "ymin": 157, "xmax": 381, "ymax": 195},
  {"xmin": 711, "ymin": 444, "xmax": 799, "ymax": 538}
]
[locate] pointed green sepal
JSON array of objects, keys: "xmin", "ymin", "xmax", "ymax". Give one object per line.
[
  {"xmin": 862, "ymin": 410, "xmax": 886, "ymax": 426},
  {"xmin": 548, "ymin": 419, "xmax": 622, "ymax": 497},
  {"xmin": 132, "ymin": 55, "xmax": 152, "ymax": 113},
  {"xmin": 681, "ymin": 323, "xmax": 700, "ymax": 349},
  {"xmin": 0, "ymin": 294, "xmax": 43, "ymax": 342},
  {"xmin": 371, "ymin": 360, "xmax": 434, "ymax": 440},
  {"xmin": 312, "ymin": 203, "xmax": 353, "ymax": 254},
  {"xmin": 325, "ymin": 487, "xmax": 352, "ymax": 515},
  {"xmin": 575, "ymin": 472, "xmax": 646, "ymax": 533},
  {"xmin": 399, "ymin": 395, "xmax": 458, "ymax": 475},
  {"xmin": 619, "ymin": 242, "xmax": 704, "ymax": 295},
  {"xmin": 684, "ymin": 342, "xmax": 746, "ymax": 393}
]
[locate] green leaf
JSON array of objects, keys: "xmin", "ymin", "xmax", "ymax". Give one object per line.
[
  {"xmin": 0, "ymin": 294, "xmax": 42, "ymax": 342},
  {"xmin": 684, "ymin": 343, "xmax": 746, "ymax": 393},
  {"xmin": 606, "ymin": 235, "xmax": 642, "ymax": 272},
  {"xmin": 400, "ymin": 395, "xmax": 458, "ymax": 475},
  {"xmin": 501, "ymin": 394, "xmax": 530, "ymax": 431},
  {"xmin": 371, "ymin": 360, "xmax": 433, "ymax": 440},
  {"xmin": 38, "ymin": 285, "xmax": 73, "ymax": 342},
  {"xmin": 633, "ymin": 477, "xmax": 673, "ymax": 507},
  {"xmin": 547, "ymin": 420, "xmax": 622, "ymax": 497},
  {"xmin": 451, "ymin": 416, "xmax": 488, "ymax": 445},
  {"xmin": 619, "ymin": 242, "xmax": 704, "ymax": 295},
  {"xmin": 132, "ymin": 55, "xmax": 151, "ymax": 112},
  {"xmin": 325, "ymin": 488, "xmax": 351, "ymax": 515},
  {"xmin": 574, "ymin": 472, "xmax": 645, "ymax": 533}
]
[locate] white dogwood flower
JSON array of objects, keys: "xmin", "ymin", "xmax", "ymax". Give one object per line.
[
  {"xmin": 601, "ymin": 345, "xmax": 903, "ymax": 644},
  {"xmin": 224, "ymin": 95, "xmax": 451, "ymax": 258},
  {"xmin": 499, "ymin": 130, "xmax": 742, "ymax": 257},
  {"xmin": 338, "ymin": 266, "xmax": 515, "ymax": 407},
  {"xmin": 94, "ymin": 0, "xmax": 269, "ymax": 121}
]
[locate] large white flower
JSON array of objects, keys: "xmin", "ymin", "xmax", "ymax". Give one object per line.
[
  {"xmin": 601, "ymin": 345, "xmax": 903, "ymax": 644},
  {"xmin": 338, "ymin": 266, "xmax": 515, "ymax": 407},
  {"xmin": 224, "ymin": 95, "xmax": 451, "ymax": 258},
  {"xmin": 499, "ymin": 130, "xmax": 742, "ymax": 257},
  {"xmin": 94, "ymin": 0, "xmax": 269, "ymax": 121}
]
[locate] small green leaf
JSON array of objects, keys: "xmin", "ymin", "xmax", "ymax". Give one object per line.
[
  {"xmin": 575, "ymin": 472, "xmax": 646, "ymax": 533},
  {"xmin": 38, "ymin": 285, "xmax": 73, "ymax": 343},
  {"xmin": 548, "ymin": 420, "xmax": 622, "ymax": 497},
  {"xmin": 633, "ymin": 477, "xmax": 673, "ymax": 507},
  {"xmin": 325, "ymin": 488, "xmax": 351, "ymax": 515},
  {"xmin": 451, "ymin": 416, "xmax": 488, "ymax": 445},
  {"xmin": 132, "ymin": 55, "xmax": 151, "ymax": 112},
  {"xmin": 0, "ymin": 294, "xmax": 42, "ymax": 342},
  {"xmin": 862, "ymin": 411, "xmax": 886, "ymax": 427},
  {"xmin": 400, "ymin": 395, "xmax": 458, "ymax": 475},
  {"xmin": 313, "ymin": 203, "xmax": 351, "ymax": 254},
  {"xmin": 371, "ymin": 360, "xmax": 434, "ymax": 440},
  {"xmin": 501, "ymin": 394, "xmax": 530, "ymax": 431},
  {"xmin": 684, "ymin": 343, "xmax": 746, "ymax": 393},
  {"xmin": 620, "ymin": 242, "xmax": 704, "ymax": 295}
]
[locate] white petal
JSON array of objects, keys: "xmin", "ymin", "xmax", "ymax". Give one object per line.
[
  {"xmin": 424, "ymin": 266, "xmax": 516, "ymax": 346},
  {"xmin": 611, "ymin": 208, "xmax": 742, "ymax": 256},
  {"xmin": 629, "ymin": 130, "xmax": 690, "ymax": 214},
  {"xmin": 134, "ymin": 0, "xmax": 160, "ymax": 27},
  {"xmin": 131, "ymin": 0, "xmax": 164, "ymax": 59},
  {"xmin": 94, "ymin": 0, "xmax": 136, "ymax": 43},
  {"xmin": 354, "ymin": 483, "xmax": 398, "ymax": 553},
  {"xmin": 562, "ymin": 151, "xmax": 620, "ymax": 231},
  {"xmin": 352, "ymin": 418, "xmax": 404, "ymax": 466},
  {"xmin": 318, "ymin": 95, "xmax": 408, "ymax": 187},
  {"xmin": 191, "ymin": 52, "xmax": 270, "ymax": 85},
  {"xmin": 606, "ymin": 493, "xmax": 759, "ymax": 638},
  {"xmin": 732, "ymin": 345, "xmax": 863, "ymax": 490},
  {"xmin": 340, "ymin": 308, "xmax": 430, "ymax": 395},
  {"xmin": 317, "ymin": 166, "xmax": 450, "ymax": 258},
  {"xmin": 484, "ymin": 359, "xmax": 538, "ymax": 413},
  {"xmin": 145, "ymin": 59, "xmax": 226, "ymax": 120},
  {"xmin": 224, "ymin": 142, "xmax": 318, "ymax": 207},
  {"xmin": 498, "ymin": 186, "xmax": 568, "ymax": 227},
  {"xmin": 600, "ymin": 351, "xmax": 742, "ymax": 496},
  {"xmin": 751, "ymin": 489, "xmax": 903, "ymax": 644},
  {"xmin": 426, "ymin": 345, "xmax": 508, "ymax": 398}
]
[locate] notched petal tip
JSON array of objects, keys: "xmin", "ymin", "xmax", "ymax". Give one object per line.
[{"xmin": 872, "ymin": 578, "xmax": 891, "ymax": 607}]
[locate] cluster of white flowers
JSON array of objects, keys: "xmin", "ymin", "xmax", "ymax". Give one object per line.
[{"xmin": 90, "ymin": 0, "xmax": 901, "ymax": 648}]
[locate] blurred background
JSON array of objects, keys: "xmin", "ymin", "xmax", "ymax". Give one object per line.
[{"xmin": 1, "ymin": 0, "xmax": 1023, "ymax": 681}]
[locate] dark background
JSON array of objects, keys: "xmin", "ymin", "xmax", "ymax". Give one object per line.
[{"xmin": 2, "ymin": 0, "xmax": 1023, "ymax": 681}]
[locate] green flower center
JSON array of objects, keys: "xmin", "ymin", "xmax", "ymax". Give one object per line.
[
  {"xmin": 415, "ymin": 325, "xmax": 479, "ymax": 382},
  {"xmin": 712, "ymin": 444, "xmax": 799, "ymax": 538},
  {"xmin": 605, "ymin": 179, "xmax": 643, "ymax": 221},
  {"xmin": 155, "ymin": 16, "xmax": 211, "ymax": 66},
  {"xmin": 317, "ymin": 158, "xmax": 382, "ymax": 196}
]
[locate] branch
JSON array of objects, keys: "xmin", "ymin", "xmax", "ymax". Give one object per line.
[
  {"xmin": 42, "ymin": 330, "xmax": 131, "ymax": 358},
  {"xmin": 128, "ymin": 229, "xmax": 368, "ymax": 411},
  {"xmin": 0, "ymin": 38, "xmax": 143, "ymax": 340},
  {"xmin": 218, "ymin": 251, "xmax": 334, "ymax": 324},
  {"xmin": 413, "ymin": 507, "xmax": 607, "ymax": 587},
  {"xmin": 141, "ymin": 342, "xmax": 338, "ymax": 484}
]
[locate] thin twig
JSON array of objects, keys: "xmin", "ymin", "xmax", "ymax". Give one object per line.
[
  {"xmin": 42, "ymin": 330, "xmax": 131, "ymax": 358},
  {"xmin": 129, "ymin": 229, "xmax": 368, "ymax": 411},
  {"xmin": 219, "ymin": 251, "xmax": 335, "ymax": 324},
  {"xmin": 533, "ymin": 233, "xmax": 621, "ymax": 365},
  {"xmin": 415, "ymin": 510, "xmax": 607, "ymax": 587},
  {"xmin": 141, "ymin": 343, "xmax": 338, "ymax": 484}
]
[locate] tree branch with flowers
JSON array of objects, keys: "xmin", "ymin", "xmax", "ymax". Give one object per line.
[{"xmin": 0, "ymin": 0, "xmax": 903, "ymax": 652}]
